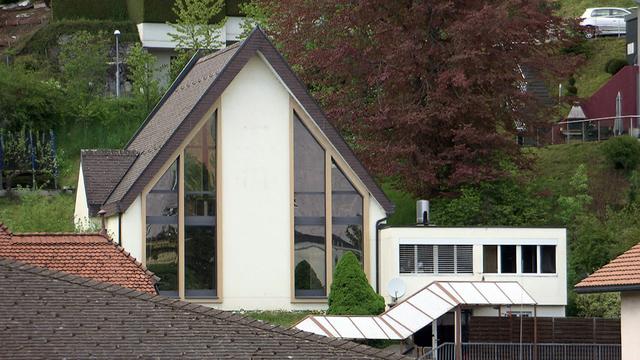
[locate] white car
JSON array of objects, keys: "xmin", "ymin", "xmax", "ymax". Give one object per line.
[{"xmin": 580, "ymin": 7, "xmax": 631, "ymax": 38}]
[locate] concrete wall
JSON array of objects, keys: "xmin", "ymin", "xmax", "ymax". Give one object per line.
[
  {"xmin": 621, "ymin": 291, "xmax": 640, "ymax": 360},
  {"xmin": 379, "ymin": 227, "xmax": 567, "ymax": 317}
]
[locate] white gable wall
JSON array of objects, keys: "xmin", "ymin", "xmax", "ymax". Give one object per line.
[
  {"xmin": 73, "ymin": 166, "xmax": 100, "ymax": 230},
  {"xmin": 219, "ymin": 54, "xmax": 307, "ymax": 310}
]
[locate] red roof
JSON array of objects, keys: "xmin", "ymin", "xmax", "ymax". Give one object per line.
[
  {"xmin": 0, "ymin": 224, "xmax": 157, "ymax": 294},
  {"xmin": 581, "ymin": 65, "xmax": 638, "ymax": 124},
  {"xmin": 575, "ymin": 242, "xmax": 640, "ymax": 292}
]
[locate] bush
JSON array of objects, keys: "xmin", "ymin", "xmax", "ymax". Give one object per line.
[
  {"xmin": 327, "ymin": 252, "xmax": 385, "ymax": 315},
  {"xmin": 566, "ymin": 75, "xmax": 577, "ymax": 96},
  {"xmin": 52, "ymin": 0, "xmax": 129, "ymax": 20},
  {"xmin": 601, "ymin": 136, "xmax": 640, "ymax": 172},
  {"xmin": 605, "ymin": 58, "xmax": 628, "ymax": 75}
]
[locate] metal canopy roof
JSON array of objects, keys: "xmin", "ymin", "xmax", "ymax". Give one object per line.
[{"xmin": 294, "ymin": 281, "xmax": 536, "ymax": 340}]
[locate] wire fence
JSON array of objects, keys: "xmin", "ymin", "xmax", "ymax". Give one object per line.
[{"xmin": 422, "ymin": 343, "xmax": 621, "ymax": 360}]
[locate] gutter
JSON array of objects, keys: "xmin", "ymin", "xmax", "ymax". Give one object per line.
[
  {"xmin": 375, "ymin": 217, "xmax": 388, "ymax": 294},
  {"xmin": 574, "ymin": 284, "xmax": 640, "ymax": 294}
]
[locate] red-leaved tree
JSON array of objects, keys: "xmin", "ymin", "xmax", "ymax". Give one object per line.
[{"xmin": 250, "ymin": 0, "xmax": 582, "ymax": 196}]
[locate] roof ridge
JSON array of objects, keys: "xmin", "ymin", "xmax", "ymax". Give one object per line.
[
  {"xmin": 0, "ymin": 256, "xmax": 401, "ymax": 359},
  {"xmin": 12, "ymin": 232, "xmax": 103, "ymax": 236}
]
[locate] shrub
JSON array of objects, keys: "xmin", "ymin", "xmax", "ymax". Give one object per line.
[
  {"xmin": 601, "ymin": 135, "xmax": 640, "ymax": 172},
  {"xmin": 605, "ymin": 58, "xmax": 628, "ymax": 75},
  {"xmin": 327, "ymin": 252, "xmax": 385, "ymax": 315},
  {"xmin": 52, "ymin": 0, "xmax": 129, "ymax": 21},
  {"xmin": 566, "ymin": 75, "xmax": 577, "ymax": 96}
]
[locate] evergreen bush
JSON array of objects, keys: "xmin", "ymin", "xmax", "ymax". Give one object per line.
[
  {"xmin": 605, "ymin": 58, "xmax": 628, "ymax": 75},
  {"xmin": 327, "ymin": 252, "xmax": 385, "ymax": 315},
  {"xmin": 601, "ymin": 135, "xmax": 640, "ymax": 172},
  {"xmin": 52, "ymin": 0, "xmax": 129, "ymax": 21}
]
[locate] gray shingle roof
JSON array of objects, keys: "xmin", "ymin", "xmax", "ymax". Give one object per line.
[
  {"xmin": 80, "ymin": 149, "xmax": 138, "ymax": 216},
  {"xmin": 0, "ymin": 257, "xmax": 406, "ymax": 359},
  {"xmin": 98, "ymin": 28, "xmax": 393, "ymax": 216}
]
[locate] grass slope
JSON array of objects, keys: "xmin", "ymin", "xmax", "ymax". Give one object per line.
[
  {"xmin": 573, "ymin": 38, "xmax": 627, "ymax": 99},
  {"xmin": 555, "ymin": 0, "xmax": 635, "ymax": 18},
  {"xmin": 0, "ymin": 192, "xmax": 75, "ymax": 232}
]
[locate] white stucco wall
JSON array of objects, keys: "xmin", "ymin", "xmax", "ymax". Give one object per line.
[
  {"xmin": 621, "ymin": 291, "xmax": 640, "ymax": 360},
  {"xmin": 218, "ymin": 54, "xmax": 298, "ymax": 310},
  {"xmin": 105, "ymin": 195, "xmax": 144, "ymax": 262},
  {"xmin": 73, "ymin": 166, "xmax": 98, "ymax": 230},
  {"xmin": 368, "ymin": 197, "xmax": 387, "ymax": 289},
  {"xmin": 379, "ymin": 227, "xmax": 567, "ymax": 317}
]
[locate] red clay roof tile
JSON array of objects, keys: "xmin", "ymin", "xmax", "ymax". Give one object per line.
[
  {"xmin": 0, "ymin": 224, "xmax": 157, "ymax": 294},
  {"xmin": 575, "ymin": 242, "xmax": 640, "ymax": 290}
]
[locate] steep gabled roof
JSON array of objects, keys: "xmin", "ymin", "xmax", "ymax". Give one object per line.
[
  {"xmin": 100, "ymin": 28, "xmax": 393, "ymax": 215},
  {"xmin": 0, "ymin": 257, "xmax": 406, "ymax": 359},
  {"xmin": 81, "ymin": 149, "xmax": 138, "ymax": 216},
  {"xmin": 0, "ymin": 224, "xmax": 157, "ymax": 294},
  {"xmin": 575, "ymin": 242, "xmax": 640, "ymax": 293}
]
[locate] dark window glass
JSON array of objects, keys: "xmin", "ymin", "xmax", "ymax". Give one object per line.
[
  {"xmin": 146, "ymin": 160, "xmax": 179, "ymax": 296},
  {"xmin": 438, "ymin": 245, "xmax": 455, "ymax": 274},
  {"xmin": 522, "ymin": 245, "xmax": 537, "ymax": 274},
  {"xmin": 500, "ymin": 245, "xmax": 517, "ymax": 274},
  {"xmin": 541, "ymin": 245, "xmax": 556, "ymax": 273},
  {"xmin": 399, "ymin": 244, "xmax": 415, "ymax": 273},
  {"xmin": 483, "ymin": 245, "xmax": 498, "ymax": 273},
  {"xmin": 332, "ymin": 160, "xmax": 363, "ymax": 267},
  {"xmin": 456, "ymin": 245, "xmax": 473, "ymax": 274},
  {"xmin": 417, "ymin": 245, "xmax": 434, "ymax": 274},
  {"xmin": 294, "ymin": 114, "xmax": 326, "ymax": 297},
  {"xmin": 184, "ymin": 115, "xmax": 216, "ymax": 298}
]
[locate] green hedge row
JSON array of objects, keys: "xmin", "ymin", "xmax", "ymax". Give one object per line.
[
  {"xmin": 53, "ymin": 0, "xmax": 247, "ymax": 23},
  {"xmin": 52, "ymin": 0, "xmax": 129, "ymax": 21}
]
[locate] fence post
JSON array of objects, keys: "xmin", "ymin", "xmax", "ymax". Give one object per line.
[
  {"xmin": 582, "ymin": 122, "xmax": 586, "ymax": 142},
  {"xmin": 598, "ymin": 121, "xmax": 601, "ymax": 141}
]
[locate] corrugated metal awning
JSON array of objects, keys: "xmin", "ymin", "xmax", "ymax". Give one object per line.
[{"xmin": 294, "ymin": 281, "xmax": 536, "ymax": 340}]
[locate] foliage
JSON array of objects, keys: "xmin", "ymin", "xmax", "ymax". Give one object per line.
[
  {"xmin": 327, "ymin": 252, "xmax": 385, "ymax": 316},
  {"xmin": 601, "ymin": 136, "xmax": 640, "ymax": 172},
  {"xmin": 566, "ymin": 75, "xmax": 578, "ymax": 96},
  {"xmin": 52, "ymin": 0, "xmax": 129, "ymax": 21},
  {"xmin": 21, "ymin": 20, "xmax": 137, "ymax": 58},
  {"xmin": 0, "ymin": 192, "xmax": 75, "ymax": 232},
  {"xmin": 58, "ymin": 30, "xmax": 110, "ymax": 98},
  {"xmin": 605, "ymin": 58, "xmax": 628, "ymax": 75},
  {"xmin": 572, "ymin": 38, "xmax": 626, "ymax": 98},
  {"xmin": 127, "ymin": 0, "xmax": 178, "ymax": 24},
  {"xmin": 239, "ymin": 1, "xmax": 272, "ymax": 38},
  {"xmin": 126, "ymin": 43, "xmax": 163, "ymax": 112},
  {"xmin": 0, "ymin": 65, "xmax": 65, "ymax": 131},
  {"xmin": 251, "ymin": 0, "xmax": 582, "ymax": 197},
  {"xmin": 1, "ymin": 128, "xmax": 56, "ymax": 195},
  {"xmin": 244, "ymin": 311, "xmax": 316, "ymax": 328},
  {"xmin": 557, "ymin": 164, "xmax": 592, "ymax": 223},
  {"xmin": 575, "ymin": 293, "xmax": 621, "ymax": 318}
]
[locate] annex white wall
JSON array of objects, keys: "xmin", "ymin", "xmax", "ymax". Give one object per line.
[
  {"xmin": 105, "ymin": 195, "xmax": 143, "ymax": 262},
  {"xmin": 73, "ymin": 166, "xmax": 98, "ymax": 230},
  {"xmin": 368, "ymin": 197, "xmax": 387, "ymax": 289},
  {"xmin": 218, "ymin": 54, "xmax": 297, "ymax": 311},
  {"xmin": 379, "ymin": 227, "xmax": 567, "ymax": 317},
  {"xmin": 621, "ymin": 291, "xmax": 640, "ymax": 360}
]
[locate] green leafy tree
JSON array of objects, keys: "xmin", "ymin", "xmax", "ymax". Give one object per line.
[
  {"xmin": 327, "ymin": 252, "xmax": 385, "ymax": 315},
  {"xmin": 557, "ymin": 164, "xmax": 592, "ymax": 224},
  {"xmin": 126, "ymin": 43, "xmax": 162, "ymax": 112},
  {"xmin": 58, "ymin": 30, "xmax": 109, "ymax": 98},
  {"xmin": 168, "ymin": 0, "xmax": 226, "ymax": 78},
  {"xmin": 575, "ymin": 293, "xmax": 620, "ymax": 318}
]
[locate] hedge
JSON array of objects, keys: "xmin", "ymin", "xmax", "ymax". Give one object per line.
[{"xmin": 52, "ymin": 0, "xmax": 129, "ymax": 21}]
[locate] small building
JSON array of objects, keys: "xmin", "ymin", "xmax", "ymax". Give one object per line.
[
  {"xmin": 575, "ymin": 242, "xmax": 640, "ymax": 360},
  {"xmin": 0, "ymin": 257, "xmax": 405, "ymax": 360},
  {"xmin": 0, "ymin": 223, "xmax": 157, "ymax": 294},
  {"xmin": 379, "ymin": 226, "xmax": 567, "ymax": 317}
]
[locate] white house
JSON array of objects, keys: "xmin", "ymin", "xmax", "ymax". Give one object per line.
[
  {"xmin": 576, "ymin": 241, "xmax": 640, "ymax": 360},
  {"xmin": 379, "ymin": 226, "xmax": 567, "ymax": 317},
  {"xmin": 75, "ymin": 28, "xmax": 393, "ymax": 311}
]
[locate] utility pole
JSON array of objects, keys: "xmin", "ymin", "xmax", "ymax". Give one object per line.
[{"xmin": 114, "ymin": 29, "xmax": 121, "ymax": 98}]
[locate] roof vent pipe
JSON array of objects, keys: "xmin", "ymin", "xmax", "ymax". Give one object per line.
[{"xmin": 416, "ymin": 200, "xmax": 430, "ymax": 225}]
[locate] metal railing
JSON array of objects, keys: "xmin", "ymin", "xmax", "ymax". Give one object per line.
[
  {"xmin": 546, "ymin": 115, "xmax": 640, "ymax": 145},
  {"xmin": 421, "ymin": 343, "xmax": 621, "ymax": 360}
]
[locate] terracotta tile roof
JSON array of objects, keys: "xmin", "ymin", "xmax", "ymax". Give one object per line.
[
  {"xmin": 99, "ymin": 28, "xmax": 393, "ymax": 216},
  {"xmin": 0, "ymin": 224, "xmax": 157, "ymax": 294},
  {"xmin": 575, "ymin": 242, "xmax": 640, "ymax": 292},
  {"xmin": 80, "ymin": 149, "xmax": 138, "ymax": 217},
  {"xmin": 0, "ymin": 257, "xmax": 407, "ymax": 359}
]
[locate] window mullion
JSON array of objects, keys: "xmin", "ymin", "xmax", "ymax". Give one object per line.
[
  {"xmin": 178, "ymin": 153, "xmax": 185, "ymax": 299},
  {"xmin": 325, "ymin": 152, "xmax": 332, "ymax": 293}
]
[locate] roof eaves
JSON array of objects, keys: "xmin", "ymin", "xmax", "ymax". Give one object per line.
[{"xmin": 574, "ymin": 284, "xmax": 640, "ymax": 293}]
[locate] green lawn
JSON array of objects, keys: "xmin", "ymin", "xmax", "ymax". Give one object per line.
[
  {"xmin": 573, "ymin": 38, "xmax": 627, "ymax": 99},
  {"xmin": 555, "ymin": 0, "xmax": 635, "ymax": 18},
  {"xmin": 0, "ymin": 192, "xmax": 76, "ymax": 232},
  {"xmin": 244, "ymin": 311, "xmax": 316, "ymax": 328}
]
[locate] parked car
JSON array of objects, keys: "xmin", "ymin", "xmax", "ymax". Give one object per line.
[{"xmin": 580, "ymin": 7, "xmax": 631, "ymax": 38}]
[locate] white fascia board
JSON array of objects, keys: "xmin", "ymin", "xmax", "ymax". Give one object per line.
[{"xmin": 398, "ymin": 237, "xmax": 559, "ymax": 246}]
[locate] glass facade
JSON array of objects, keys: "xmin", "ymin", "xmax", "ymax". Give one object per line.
[
  {"xmin": 184, "ymin": 116, "xmax": 216, "ymax": 298},
  {"xmin": 146, "ymin": 160, "xmax": 179, "ymax": 296},
  {"xmin": 293, "ymin": 114, "xmax": 326, "ymax": 297},
  {"xmin": 331, "ymin": 160, "xmax": 363, "ymax": 267}
]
